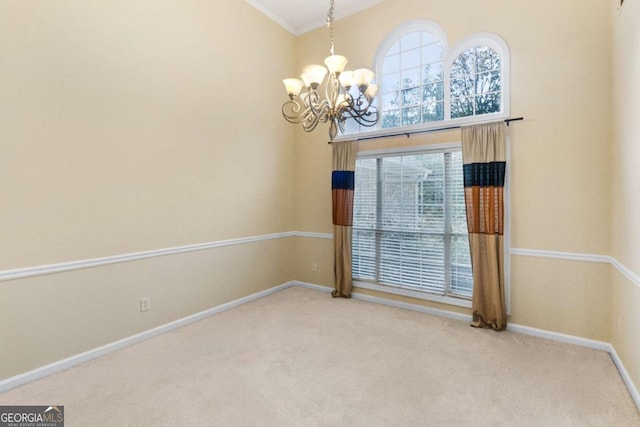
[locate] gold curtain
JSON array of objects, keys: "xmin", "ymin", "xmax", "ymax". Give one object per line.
[
  {"xmin": 331, "ymin": 140, "xmax": 358, "ymax": 298},
  {"xmin": 461, "ymin": 122, "xmax": 507, "ymax": 331}
]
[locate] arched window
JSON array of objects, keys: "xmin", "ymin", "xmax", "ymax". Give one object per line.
[
  {"xmin": 340, "ymin": 25, "xmax": 509, "ymax": 138},
  {"xmin": 447, "ymin": 33, "xmax": 510, "ymax": 121},
  {"xmin": 375, "ymin": 20, "xmax": 449, "ymax": 129}
]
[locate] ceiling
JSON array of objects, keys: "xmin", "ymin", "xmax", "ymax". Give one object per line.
[{"xmin": 246, "ymin": 0, "xmax": 385, "ymax": 35}]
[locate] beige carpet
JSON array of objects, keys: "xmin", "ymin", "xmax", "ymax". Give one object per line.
[{"xmin": 1, "ymin": 286, "xmax": 638, "ymax": 426}]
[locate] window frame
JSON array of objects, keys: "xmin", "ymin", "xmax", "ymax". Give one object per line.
[
  {"xmin": 352, "ymin": 142, "xmax": 511, "ymax": 311},
  {"xmin": 352, "ymin": 142, "xmax": 470, "ymax": 308},
  {"xmin": 335, "ymin": 23, "xmax": 510, "ymax": 142}
]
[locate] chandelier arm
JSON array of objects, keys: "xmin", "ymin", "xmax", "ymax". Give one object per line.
[
  {"xmin": 341, "ymin": 105, "xmax": 379, "ymax": 127},
  {"xmin": 341, "ymin": 108, "xmax": 367, "ymax": 121},
  {"xmin": 307, "ymin": 88, "xmax": 327, "ymax": 119},
  {"xmin": 325, "ymin": 74, "xmax": 341, "ymax": 113},
  {"xmin": 354, "ymin": 113, "xmax": 379, "ymax": 127},
  {"xmin": 302, "ymin": 112, "xmax": 321, "ymax": 133},
  {"xmin": 341, "ymin": 96, "xmax": 373, "ymax": 117},
  {"xmin": 312, "ymin": 99, "xmax": 332, "ymax": 123},
  {"xmin": 355, "ymin": 96, "xmax": 379, "ymax": 119},
  {"xmin": 282, "ymin": 100, "xmax": 313, "ymax": 124},
  {"xmin": 354, "ymin": 94, "xmax": 373, "ymax": 110}
]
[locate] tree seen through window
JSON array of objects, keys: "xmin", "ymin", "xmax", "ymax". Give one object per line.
[{"xmin": 450, "ymin": 46, "xmax": 502, "ymax": 118}]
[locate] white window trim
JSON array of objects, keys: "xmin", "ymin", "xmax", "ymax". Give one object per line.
[
  {"xmin": 335, "ymin": 25, "xmax": 511, "ymax": 142},
  {"xmin": 354, "ymin": 142, "xmax": 511, "ymax": 313}
]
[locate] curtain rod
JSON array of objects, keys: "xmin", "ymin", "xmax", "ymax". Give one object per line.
[{"xmin": 328, "ymin": 117, "xmax": 524, "ymax": 144}]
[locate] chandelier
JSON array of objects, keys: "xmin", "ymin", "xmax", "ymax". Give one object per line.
[{"xmin": 281, "ymin": 0, "xmax": 379, "ymax": 141}]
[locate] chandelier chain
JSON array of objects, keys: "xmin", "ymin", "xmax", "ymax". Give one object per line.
[{"xmin": 327, "ymin": 0, "xmax": 335, "ymax": 55}]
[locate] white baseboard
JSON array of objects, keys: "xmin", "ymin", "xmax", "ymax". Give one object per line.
[
  {"xmin": 506, "ymin": 323, "xmax": 611, "ymax": 352},
  {"xmin": 608, "ymin": 344, "xmax": 640, "ymax": 410},
  {"xmin": 0, "ymin": 282, "xmax": 295, "ymax": 393},
  {"xmin": 293, "ymin": 281, "xmax": 333, "ymax": 294}
]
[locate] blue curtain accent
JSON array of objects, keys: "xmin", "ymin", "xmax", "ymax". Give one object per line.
[
  {"xmin": 332, "ymin": 170, "xmax": 355, "ymax": 190},
  {"xmin": 463, "ymin": 161, "xmax": 506, "ymax": 188}
]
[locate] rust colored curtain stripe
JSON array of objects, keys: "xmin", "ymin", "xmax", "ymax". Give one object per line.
[
  {"xmin": 464, "ymin": 186, "xmax": 504, "ymax": 235},
  {"xmin": 332, "ymin": 189, "xmax": 354, "ymax": 226}
]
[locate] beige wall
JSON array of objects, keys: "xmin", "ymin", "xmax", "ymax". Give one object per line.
[
  {"xmin": 0, "ymin": 0, "xmax": 295, "ymax": 268},
  {"xmin": 0, "ymin": 0, "xmax": 296, "ymax": 379},
  {"xmin": 293, "ymin": 0, "xmax": 614, "ymax": 341},
  {"xmin": 611, "ymin": 0, "xmax": 640, "ymax": 395},
  {"xmin": 509, "ymin": 257, "xmax": 611, "ymax": 341}
]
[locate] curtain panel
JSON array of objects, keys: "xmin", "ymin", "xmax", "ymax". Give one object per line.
[
  {"xmin": 331, "ymin": 140, "xmax": 358, "ymax": 298},
  {"xmin": 461, "ymin": 122, "xmax": 507, "ymax": 331}
]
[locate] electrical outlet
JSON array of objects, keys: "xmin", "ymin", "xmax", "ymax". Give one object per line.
[
  {"xmin": 140, "ymin": 297, "xmax": 151, "ymax": 312},
  {"xmin": 311, "ymin": 262, "xmax": 318, "ymax": 272}
]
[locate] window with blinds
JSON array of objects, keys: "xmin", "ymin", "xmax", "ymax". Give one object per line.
[{"xmin": 352, "ymin": 148, "xmax": 473, "ymax": 299}]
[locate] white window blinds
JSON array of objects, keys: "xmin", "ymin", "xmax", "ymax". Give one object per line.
[{"xmin": 352, "ymin": 149, "xmax": 473, "ymax": 298}]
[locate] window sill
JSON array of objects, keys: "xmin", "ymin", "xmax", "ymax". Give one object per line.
[{"xmin": 353, "ymin": 280, "xmax": 472, "ymax": 309}]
